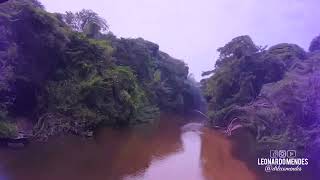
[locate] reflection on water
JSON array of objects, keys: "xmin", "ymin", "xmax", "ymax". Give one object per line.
[
  {"xmin": 201, "ymin": 128, "xmax": 257, "ymax": 180},
  {"xmin": 0, "ymin": 113, "xmax": 256, "ymax": 180},
  {"xmin": 125, "ymin": 131, "xmax": 204, "ymax": 180}
]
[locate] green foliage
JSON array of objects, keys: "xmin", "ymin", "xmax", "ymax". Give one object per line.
[
  {"xmin": 202, "ymin": 34, "xmax": 320, "ymax": 163},
  {"xmin": 0, "ymin": 121, "xmax": 17, "ymax": 138},
  {"xmin": 45, "ymin": 33, "xmax": 126, "ymax": 128},
  {"xmin": 0, "ymin": 111, "xmax": 17, "ymax": 138},
  {"xmin": 309, "ymin": 35, "xmax": 320, "ymax": 52},
  {"xmin": 153, "ymin": 70, "xmax": 162, "ymax": 83},
  {"xmin": 215, "ymin": 35, "xmax": 260, "ymax": 68},
  {"xmin": 109, "ymin": 38, "xmax": 159, "ymax": 81},
  {"xmin": 202, "ymin": 36, "xmax": 285, "ymax": 125},
  {"xmin": 109, "ymin": 37, "xmax": 193, "ymax": 112},
  {"xmin": 0, "ymin": 111, "xmax": 7, "ymax": 121},
  {"xmin": 44, "ymin": 33, "xmax": 159, "ymax": 129},
  {"xmin": 0, "ymin": 3, "xmax": 196, "ymax": 139},
  {"xmin": 46, "ymin": 65, "xmax": 157, "ymax": 128},
  {"xmin": 0, "ymin": 1, "xmax": 69, "ymax": 84},
  {"xmin": 63, "ymin": 9, "xmax": 109, "ymax": 38},
  {"xmin": 267, "ymin": 43, "xmax": 307, "ymax": 68}
]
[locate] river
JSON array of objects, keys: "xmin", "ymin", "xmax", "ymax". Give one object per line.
[{"xmin": 0, "ymin": 113, "xmax": 298, "ymax": 180}]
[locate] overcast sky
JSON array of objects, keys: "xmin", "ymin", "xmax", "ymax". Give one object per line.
[{"xmin": 41, "ymin": 0, "xmax": 320, "ymax": 80}]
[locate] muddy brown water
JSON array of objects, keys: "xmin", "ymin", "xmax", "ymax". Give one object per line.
[{"xmin": 0, "ymin": 113, "xmax": 304, "ymax": 180}]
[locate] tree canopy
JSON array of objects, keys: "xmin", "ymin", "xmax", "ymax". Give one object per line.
[
  {"xmin": 202, "ymin": 35, "xmax": 286, "ymax": 124},
  {"xmin": 309, "ymin": 35, "xmax": 320, "ymax": 52},
  {"xmin": 0, "ymin": 1, "xmax": 198, "ymax": 139},
  {"xmin": 63, "ymin": 9, "xmax": 109, "ymax": 38},
  {"xmin": 202, "ymin": 34, "xmax": 320, "ymax": 166}
]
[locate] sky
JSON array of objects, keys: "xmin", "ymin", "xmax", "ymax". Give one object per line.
[{"xmin": 40, "ymin": 0, "xmax": 320, "ymax": 80}]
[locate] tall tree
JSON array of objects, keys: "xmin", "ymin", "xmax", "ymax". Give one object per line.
[
  {"xmin": 309, "ymin": 35, "xmax": 320, "ymax": 52},
  {"xmin": 63, "ymin": 9, "xmax": 109, "ymax": 38}
]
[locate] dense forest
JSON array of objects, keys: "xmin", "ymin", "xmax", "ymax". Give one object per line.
[
  {"xmin": 0, "ymin": 0, "xmax": 201, "ymax": 140},
  {"xmin": 201, "ymin": 34, "xmax": 320, "ymax": 166}
]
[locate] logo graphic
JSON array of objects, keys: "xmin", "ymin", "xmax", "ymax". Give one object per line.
[
  {"xmin": 259, "ymin": 149, "xmax": 308, "ymax": 172},
  {"xmin": 265, "ymin": 165, "xmax": 272, "ymax": 173},
  {"xmin": 287, "ymin": 150, "xmax": 296, "ymax": 158},
  {"xmin": 278, "ymin": 150, "xmax": 287, "ymax": 158},
  {"xmin": 270, "ymin": 150, "xmax": 278, "ymax": 158}
]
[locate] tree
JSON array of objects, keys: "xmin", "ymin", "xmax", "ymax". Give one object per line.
[
  {"xmin": 202, "ymin": 35, "xmax": 285, "ymax": 125},
  {"xmin": 215, "ymin": 35, "xmax": 259, "ymax": 67},
  {"xmin": 63, "ymin": 9, "xmax": 109, "ymax": 38},
  {"xmin": 309, "ymin": 35, "xmax": 320, "ymax": 52}
]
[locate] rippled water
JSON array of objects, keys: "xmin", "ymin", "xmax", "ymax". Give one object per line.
[{"xmin": 0, "ymin": 113, "xmax": 257, "ymax": 180}]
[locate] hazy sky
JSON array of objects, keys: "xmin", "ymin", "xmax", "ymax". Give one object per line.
[{"xmin": 40, "ymin": 0, "xmax": 320, "ymax": 80}]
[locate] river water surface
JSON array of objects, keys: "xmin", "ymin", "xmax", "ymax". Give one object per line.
[{"xmin": 0, "ymin": 113, "xmax": 257, "ymax": 180}]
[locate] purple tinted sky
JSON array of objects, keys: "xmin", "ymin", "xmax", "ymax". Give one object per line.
[{"xmin": 41, "ymin": 0, "xmax": 320, "ymax": 80}]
